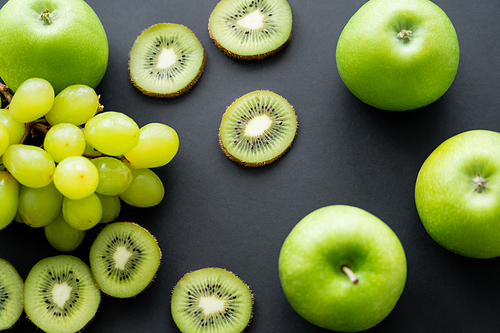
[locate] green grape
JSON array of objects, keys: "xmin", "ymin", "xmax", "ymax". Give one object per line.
[
  {"xmin": 14, "ymin": 210, "xmax": 24, "ymax": 224},
  {"xmin": 84, "ymin": 111, "xmax": 140, "ymax": 156},
  {"xmin": 119, "ymin": 168, "xmax": 164, "ymax": 207},
  {"xmin": 91, "ymin": 156, "xmax": 132, "ymax": 195},
  {"xmin": 62, "ymin": 193, "xmax": 102, "ymax": 230},
  {"xmin": 44, "ymin": 123, "xmax": 86, "ymax": 163},
  {"xmin": 45, "ymin": 212, "xmax": 86, "ymax": 252},
  {"xmin": 0, "ymin": 171, "xmax": 19, "ymax": 230},
  {"xmin": 8, "ymin": 78, "xmax": 55, "ymax": 123},
  {"xmin": 123, "ymin": 123, "xmax": 179, "ymax": 169},
  {"xmin": 0, "ymin": 109, "xmax": 26, "ymax": 144},
  {"xmin": 53, "ymin": 156, "xmax": 99, "ymax": 200},
  {"xmin": 82, "ymin": 130, "xmax": 102, "ymax": 156},
  {"xmin": 96, "ymin": 193, "xmax": 121, "ymax": 223},
  {"xmin": 18, "ymin": 182, "xmax": 63, "ymax": 228},
  {"xmin": 2, "ymin": 144, "xmax": 55, "ymax": 188},
  {"xmin": 0, "ymin": 122, "xmax": 9, "ymax": 156},
  {"xmin": 45, "ymin": 84, "xmax": 99, "ymax": 126}
]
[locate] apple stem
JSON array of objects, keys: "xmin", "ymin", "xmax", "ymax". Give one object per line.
[
  {"xmin": 39, "ymin": 9, "xmax": 53, "ymax": 25},
  {"xmin": 397, "ymin": 29, "xmax": 412, "ymax": 42},
  {"xmin": 341, "ymin": 265, "xmax": 359, "ymax": 285},
  {"xmin": 0, "ymin": 82, "xmax": 13, "ymax": 105}
]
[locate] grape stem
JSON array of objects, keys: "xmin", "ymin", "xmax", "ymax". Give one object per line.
[
  {"xmin": 20, "ymin": 119, "xmax": 50, "ymax": 144},
  {"xmin": 97, "ymin": 95, "xmax": 104, "ymax": 113},
  {"xmin": 83, "ymin": 153, "xmax": 107, "ymax": 158},
  {"xmin": 0, "ymin": 82, "xmax": 13, "ymax": 105}
]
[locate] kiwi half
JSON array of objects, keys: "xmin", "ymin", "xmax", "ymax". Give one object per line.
[
  {"xmin": 89, "ymin": 222, "xmax": 161, "ymax": 298},
  {"xmin": 0, "ymin": 259, "xmax": 23, "ymax": 330},
  {"xmin": 171, "ymin": 267, "xmax": 253, "ymax": 333},
  {"xmin": 219, "ymin": 90, "xmax": 298, "ymax": 166},
  {"xmin": 209, "ymin": 0, "xmax": 293, "ymax": 60},
  {"xmin": 23, "ymin": 255, "xmax": 101, "ymax": 333},
  {"xmin": 129, "ymin": 23, "xmax": 206, "ymax": 97}
]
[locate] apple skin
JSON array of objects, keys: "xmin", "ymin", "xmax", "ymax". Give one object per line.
[
  {"xmin": 278, "ymin": 205, "xmax": 406, "ymax": 332},
  {"xmin": 0, "ymin": 0, "xmax": 108, "ymax": 94},
  {"xmin": 415, "ymin": 130, "xmax": 500, "ymax": 258},
  {"xmin": 336, "ymin": 0, "xmax": 459, "ymax": 111}
]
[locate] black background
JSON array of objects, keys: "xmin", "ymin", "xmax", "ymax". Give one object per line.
[{"xmin": 1, "ymin": 0, "xmax": 500, "ymax": 332}]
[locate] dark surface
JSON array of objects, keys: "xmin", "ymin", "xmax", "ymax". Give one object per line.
[{"xmin": 1, "ymin": 0, "xmax": 500, "ymax": 332}]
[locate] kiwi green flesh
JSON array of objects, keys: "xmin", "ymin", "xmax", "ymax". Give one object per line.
[
  {"xmin": 130, "ymin": 23, "xmax": 206, "ymax": 97},
  {"xmin": 0, "ymin": 259, "xmax": 24, "ymax": 330},
  {"xmin": 219, "ymin": 90, "xmax": 297, "ymax": 167},
  {"xmin": 89, "ymin": 222, "xmax": 161, "ymax": 298},
  {"xmin": 171, "ymin": 267, "xmax": 253, "ymax": 333},
  {"xmin": 23, "ymin": 255, "xmax": 100, "ymax": 333},
  {"xmin": 209, "ymin": 0, "xmax": 292, "ymax": 59}
]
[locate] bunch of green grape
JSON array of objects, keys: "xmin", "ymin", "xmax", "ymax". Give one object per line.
[{"xmin": 0, "ymin": 78, "xmax": 179, "ymax": 251}]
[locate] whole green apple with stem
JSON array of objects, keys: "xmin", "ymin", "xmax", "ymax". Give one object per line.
[
  {"xmin": 415, "ymin": 130, "xmax": 500, "ymax": 258},
  {"xmin": 279, "ymin": 205, "xmax": 406, "ymax": 332},
  {"xmin": 336, "ymin": 0, "xmax": 459, "ymax": 111},
  {"xmin": 0, "ymin": 0, "xmax": 108, "ymax": 94}
]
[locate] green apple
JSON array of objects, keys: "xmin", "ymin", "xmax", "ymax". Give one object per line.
[
  {"xmin": 279, "ymin": 205, "xmax": 406, "ymax": 332},
  {"xmin": 415, "ymin": 130, "xmax": 500, "ymax": 258},
  {"xmin": 336, "ymin": 0, "xmax": 459, "ymax": 111},
  {"xmin": 0, "ymin": 0, "xmax": 108, "ymax": 94}
]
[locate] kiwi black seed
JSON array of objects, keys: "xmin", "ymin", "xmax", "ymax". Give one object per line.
[
  {"xmin": 23, "ymin": 255, "xmax": 101, "ymax": 333},
  {"xmin": 209, "ymin": 0, "xmax": 293, "ymax": 60},
  {"xmin": 129, "ymin": 23, "xmax": 206, "ymax": 98},
  {"xmin": 171, "ymin": 267, "xmax": 253, "ymax": 333},
  {"xmin": 219, "ymin": 90, "xmax": 298, "ymax": 167},
  {"xmin": 89, "ymin": 222, "xmax": 161, "ymax": 298},
  {"xmin": 0, "ymin": 259, "xmax": 23, "ymax": 330}
]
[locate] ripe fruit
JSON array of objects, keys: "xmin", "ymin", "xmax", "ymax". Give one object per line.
[
  {"xmin": 23, "ymin": 255, "xmax": 101, "ymax": 333},
  {"xmin": 89, "ymin": 222, "xmax": 161, "ymax": 298},
  {"xmin": 279, "ymin": 205, "xmax": 407, "ymax": 331},
  {"xmin": 129, "ymin": 23, "xmax": 206, "ymax": 97},
  {"xmin": 0, "ymin": 0, "xmax": 108, "ymax": 94},
  {"xmin": 171, "ymin": 267, "xmax": 254, "ymax": 333},
  {"xmin": 8, "ymin": 78, "xmax": 54, "ymax": 123},
  {"xmin": 336, "ymin": 0, "xmax": 459, "ymax": 111},
  {"xmin": 219, "ymin": 90, "xmax": 298, "ymax": 167},
  {"xmin": 415, "ymin": 130, "xmax": 500, "ymax": 258}
]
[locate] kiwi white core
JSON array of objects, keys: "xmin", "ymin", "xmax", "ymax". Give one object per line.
[
  {"xmin": 238, "ymin": 10, "xmax": 265, "ymax": 30},
  {"xmin": 113, "ymin": 246, "xmax": 133, "ymax": 269},
  {"xmin": 52, "ymin": 283, "xmax": 71, "ymax": 308},
  {"xmin": 199, "ymin": 296, "xmax": 226, "ymax": 316},
  {"xmin": 157, "ymin": 48, "xmax": 178, "ymax": 70},
  {"xmin": 245, "ymin": 114, "xmax": 272, "ymax": 136}
]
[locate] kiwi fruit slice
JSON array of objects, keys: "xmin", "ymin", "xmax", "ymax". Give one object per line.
[
  {"xmin": 89, "ymin": 222, "xmax": 161, "ymax": 298},
  {"xmin": 171, "ymin": 267, "xmax": 253, "ymax": 333},
  {"xmin": 219, "ymin": 90, "xmax": 298, "ymax": 166},
  {"xmin": 208, "ymin": 0, "xmax": 293, "ymax": 60},
  {"xmin": 23, "ymin": 255, "xmax": 100, "ymax": 333},
  {"xmin": 0, "ymin": 259, "xmax": 23, "ymax": 330},
  {"xmin": 129, "ymin": 23, "xmax": 206, "ymax": 98}
]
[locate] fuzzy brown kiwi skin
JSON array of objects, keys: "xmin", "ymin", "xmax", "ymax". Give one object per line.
[
  {"xmin": 91, "ymin": 221, "xmax": 162, "ymax": 298},
  {"xmin": 208, "ymin": 20, "xmax": 292, "ymax": 60},
  {"xmin": 128, "ymin": 24, "xmax": 206, "ymax": 98},
  {"xmin": 218, "ymin": 94, "xmax": 299, "ymax": 167},
  {"xmin": 171, "ymin": 267, "xmax": 254, "ymax": 332}
]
